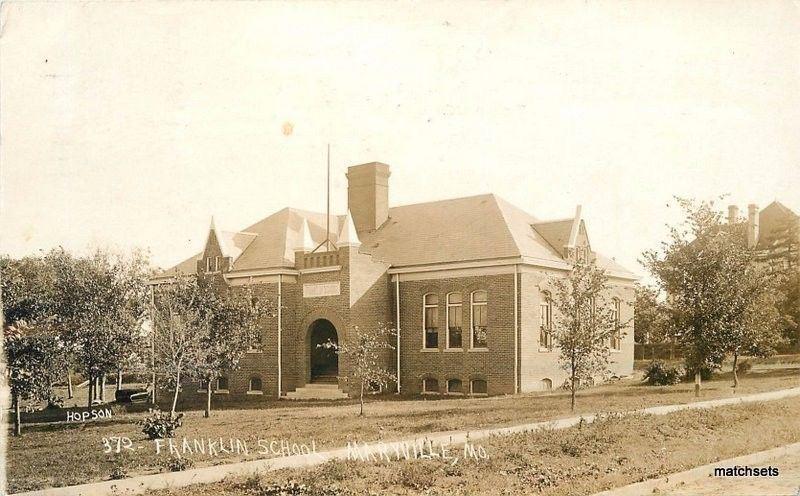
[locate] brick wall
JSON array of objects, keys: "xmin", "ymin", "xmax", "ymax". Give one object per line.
[{"xmin": 396, "ymin": 274, "xmax": 516, "ymax": 396}]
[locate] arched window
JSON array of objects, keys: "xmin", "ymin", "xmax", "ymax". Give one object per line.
[
  {"xmin": 447, "ymin": 378, "xmax": 463, "ymax": 395},
  {"xmin": 216, "ymin": 376, "xmax": 229, "ymax": 392},
  {"xmin": 470, "ymin": 379, "xmax": 487, "ymax": 395},
  {"xmin": 423, "ymin": 294, "xmax": 439, "ymax": 350},
  {"xmin": 446, "ymin": 293, "xmax": 463, "ymax": 349},
  {"xmin": 539, "ymin": 291, "xmax": 553, "ymax": 348},
  {"xmin": 610, "ymin": 298, "xmax": 622, "ymax": 351},
  {"xmin": 470, "ymin": 290, "xmax": 488, "ymax": 349},
  {"xmin": 422, "ymin": 377, "xmax": 439, "ymax": 394},
  {"xmin": 248, "ymin": 376, "xmax": 263, "ymax": 394},
  {"xmin": 541, "ymin": 378, "xmax": 553, "ymax": 391}
]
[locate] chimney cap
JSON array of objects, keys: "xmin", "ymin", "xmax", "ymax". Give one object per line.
[{"xmin": 347, "ymin": 162, "xmax": 391, "ymax": 177}]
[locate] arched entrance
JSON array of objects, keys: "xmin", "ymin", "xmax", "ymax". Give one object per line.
[{"xmin": 309, "ymin": 319, "xmax": 338, "ymax": 383}]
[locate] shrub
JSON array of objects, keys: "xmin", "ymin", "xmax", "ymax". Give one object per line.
[
  {"xmin": 140, "ymin": 409, "xmax": 183, "ymax": 440},
  {"xmin": 259, "ymin": 480, "xmax": 343, "ymax": 495},
  {"xmin": 164, "ymin": 456, "xmax": 193, "ymax": 472},
  {"xmin": 109, "ymin": 466, "xmax": 127, "ymax": 480},
  {"xmin": 397, "ymin": 463, "xmax": 437, "ymax": 490},
  {"xmin": 737, "ymin": 359, "xmax": 753, "ymax": 375},
  {"xmin": 643, "ymin": 361, "xmax": 682, "ymax": 386}
]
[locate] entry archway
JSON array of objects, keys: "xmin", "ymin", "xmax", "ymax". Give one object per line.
[{"xmin": 309, "ymin": 319, "xmax": 339, "ymax": 383}]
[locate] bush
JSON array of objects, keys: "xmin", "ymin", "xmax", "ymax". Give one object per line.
[
  {"xmin": 164, "ymin": 456, "xmax": 193, "ymax": 472},
  {"xmin": 643, "ymin": 361, "xmax": 682, "ymax": 386},
  {"xmin": 737, "ymin": 359, "xmax": 753, "ymax": 375},
  {"xmin": 397, "ymin": 463, "xmax": 437, "ymax": 490},
  {"xmin": 109, "ymin": 466, "xmax": 128, "ymax": 480},
  {"xmin": 140, "ymin": 409, "xmax": 183, "ymax": 440}
]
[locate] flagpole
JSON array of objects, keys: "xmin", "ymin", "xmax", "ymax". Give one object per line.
[{"xmin": 326, "ymin": 143, "xmax": 330, "ymax": 249}]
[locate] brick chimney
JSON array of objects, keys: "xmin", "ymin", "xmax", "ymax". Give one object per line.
[
  {"xmin": 747, "ymin": 203, "xmax": 760, "ymax": 249},
  {"xmin": 727, "ymin": 205, "xmax": 739, "ymax": 224},
  {"xmin": 346, "ymin": 162, "xmax": 390, "ymax": 232}
]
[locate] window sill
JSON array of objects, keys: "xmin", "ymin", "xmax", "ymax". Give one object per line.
[
  {"xmin": 469, "ymin": 393, "xmax": 488, "ymax": 397},
  {"xmin": 610, "ymin": 349, "xmax": 622, "ymax": 354},
  {"xmin": 538, "ymin": 347, "xmax": 553, "ymax": 353},
  {"xmin": 420, "ymin": 348, "xmax": 439, "ymax": 353},
  {"xmin": 444, "ymin": 348, "xmax": 463, "ymax": 352},
  {"xmin": 446, "ymin": 392, "xmax": 464, "ymax": 396},
  {"xmin": 215, "ymin": 389, "xmax": 229, "ymax": 394},
  {"xmin": 246, "ymin": 350, "xmax": 264, "ymax": 354},
  {"xmin": 197, "ymin": 389, "xmax": 208, "ymax": 394},
  {"xmin": 468, "ymin": 348, "xmax": 489, "ymax": 352},
  {"xmin": 246, "ymin": 390, "xmax": 263, "ymax": 395},
  {"xmin": 421, "ymin": 391, "xmax": 440, "ymax": 395}
]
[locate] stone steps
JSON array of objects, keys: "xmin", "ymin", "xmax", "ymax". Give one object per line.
[{"xmin": 285, "ymin": 383, "xmax": 349, "ymax": 400}]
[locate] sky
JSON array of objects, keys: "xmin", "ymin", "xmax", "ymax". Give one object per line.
[{"xmin": 1, "ymin": 1, "xmax": 798, "ymax": 277}]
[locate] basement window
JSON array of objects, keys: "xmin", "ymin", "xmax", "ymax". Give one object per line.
[
  {"xmin": 446, "ymin": 378, "xmax": 463, "ymax": 395},
  {"xmin": 247, "ymin": 376, "xmax": 263, "ymax": 395},
  {"xmin": 470, "ymin": 379, "xmax": 487, "ymax": 395},
  {"xmin": 422, "ymin": 378, "xmax": 439, "ymax": 394}
]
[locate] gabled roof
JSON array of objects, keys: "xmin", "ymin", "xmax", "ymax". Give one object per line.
[
  {"xmin": 156, "ymin": 194, "xmax": 637, "ymax": 279},
  {"xmin": 756, "ymin": 200, "xmax": 799, "ymax": 251}
]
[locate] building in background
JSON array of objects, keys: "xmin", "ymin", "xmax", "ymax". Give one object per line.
[
  {"xmin": 151, "ymin": 162, "xmax": 637, "ymax": 400},
  {"xmin": 727, "ymin": 201, "xmax": 800, "ymax": 272}
]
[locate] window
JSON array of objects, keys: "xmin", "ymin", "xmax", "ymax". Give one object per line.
[
  {"xmin": 470, "ymin": 290, "xmax": 488, "ymax": 348},
  {"xmin": 541, "ymin": 378, "xmax": 553, "ymax": 391},
  {"xmin": 423, "ymin": 294, "xmax": 439, "ymax": 349},
  {"xmin": 446, "ymin": 293, "xmax": 463, "ymax": 349},
  {"xmin": 422, "ymin": 378, "xmax": 439, "ymax": 394},
  {"xmin": 539, "ymin": 291, "xmax": 553, "ymax": 348},
  {"xmin": 205, "ymin": 257, "xmax": 214, "ymax": 272},
  {"xmin": 610, "ymin": 298, "xmax": 622, "ymax": 351},
  {"xmin": 248, "ymin": 376, "xmax": 263, "ymax": 394},
  {"xmin": 446, "ymin": 378, "xmax": 463, "ymax": 395},
  {"xmin": 470, "ymin": 379, "xmax": 487, "ymax": 395},
  {"xmin": 216, "ymin": 376, "xmax": 229, "ymax": 392}
]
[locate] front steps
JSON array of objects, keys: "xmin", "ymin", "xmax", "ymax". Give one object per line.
[{"xmin": 285, "ymin": 383, "xmax": 348, "ymax": 400}]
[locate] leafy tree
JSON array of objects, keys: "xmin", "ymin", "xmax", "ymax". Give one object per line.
[
  {"xmin": 5, "ymin": 322, "xmax": 67, "ymax": 436},
  {"xmin": 546, "ymin": 260, "xmax": 624, "ymax": 412},
  {"xmin": 322, "ymin": 323, "xmax": 396, "ymax": 416},
  {"xmin": 48, "ymin": 248, "xmax": 150, "ymax": 409},
  {"xmin": 633, "ymin": 284, "xmax": 670, "ymax": 344},
  {"xmin": 777, "ymin": 272, "xmax": 800, "ymax": 350},
  {"xmin": 195, "ymin": 286, "xmax": 274, "ymax": 418},
  {"xmin": 642, "ymin": 198, "xmax": 782, "ymax": 395},
  {"xmin": 151, "ymin": 275, "xmax": 213, "ymax": 416}
]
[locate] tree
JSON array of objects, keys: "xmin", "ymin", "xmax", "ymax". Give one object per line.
[
  {"xmin": 151, "ymin": 275, "xmax": 213, "ymax": 416},
  {"xmin": 195, "ymin": 286, "xmax": 274, "ymax": 418},
  {"xmin": 777, "ymin": 272, "xmax": 800, "ymax": 351},
  {"xmin": 546, "ymin": 260, "xmax": 624, "ymax": 412},
  {"xmin": 5, "ymin": 322, "xmax": 67, "ymax": 436},
  {"xmin": 48, "ymin": 249, "xmax": 150, "ymax": 409},
  {"xmin": 322, "ymin": 323, "xmax": 396, "ymax": 416},
  {"xmin": 642, "ymin": 197, "xmax": 781, "ymax": 395},
  {"xmin": 633, "ymin": 284, "xmax": 670, "ymax": 345}
]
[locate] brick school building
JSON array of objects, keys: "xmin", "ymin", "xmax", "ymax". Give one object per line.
[{"xmin": 151, "ymin": 162, "xmax": 636, "ymax": 400}]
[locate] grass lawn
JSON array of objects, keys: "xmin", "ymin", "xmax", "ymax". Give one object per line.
[
  {"xmin": 7, "ymin": 363, "xmax": 800, "ymax": 493},
  {"xmin": 150, "ymin": 395, "xmax": 800, "ymax": 496}
]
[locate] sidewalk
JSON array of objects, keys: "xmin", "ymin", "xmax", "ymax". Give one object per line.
[
  {"xmin": 592, "ymin": 442, "xmax": 800, "ymax": 496},
  {"xmin": 12, "ymin": 386, "xmax": 800, "ymax": 496}
]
